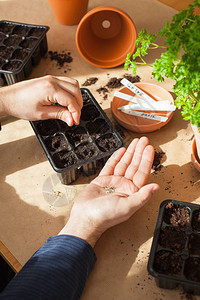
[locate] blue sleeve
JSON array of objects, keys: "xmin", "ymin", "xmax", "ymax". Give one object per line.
[{"xmin": 0, "ymin": 235, "xmax": 97, "ymax": 300}]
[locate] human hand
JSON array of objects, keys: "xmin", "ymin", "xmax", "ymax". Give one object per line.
[
  {"xmin": 0, "ymin": 75, "xmax": 83, "ymax": 126},
  {"xmin": 59, "ymin": 137, "xmax": 159, "ymax": 247}
]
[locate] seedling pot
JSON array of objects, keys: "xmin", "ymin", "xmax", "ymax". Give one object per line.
[
  {"xmin": 76, "ymin": 6, "xmax": 137, "ymax": 68},
  {"xmin": 191, "ymin": 138, "xmax": 200, "ymax": 173},
  {"xmin": 30, "ymin": 88, "xmax": 124, "ymax": 185},
  {"xmin": 111, "ymin": 82, "xmax": 174, "ymax": 133},
  {"xmin": 48, "ymin": 0, "xmax": 89, "ymax": 25},
  {"xmin": 148, "ymin": 200, "xmax": 200, "ymax": 295}
]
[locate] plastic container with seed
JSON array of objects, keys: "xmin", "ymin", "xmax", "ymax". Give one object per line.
[
  {"xmin": 30, "ymin": 88, "xmax": 124, "ymax": 184},
  {"xmin": 0, "ymin": 20, "xmax": 49, "ymax": 86},
  {"xmin": 148, "ymin": 199, "xmax": 200, "ymax": 295}
]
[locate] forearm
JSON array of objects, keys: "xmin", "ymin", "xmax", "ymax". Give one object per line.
[
  {"xmin": 0, "ymin": 86, "xmax": 9, "ymax": 117},
  {"xmin": 1, "ymin": 235, "xmax": 97, "ymax": 300}
]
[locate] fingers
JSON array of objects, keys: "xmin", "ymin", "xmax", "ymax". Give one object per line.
[
  {"xmin": 99, "ymin": 147, "xmax": 126, "ymax": 176},
  {"xmin": 125, "ymin": 183, "xmax": 160, "ymax": 217},
  {"xmin": 124, "ymin": 136, "xmax": 150, "ymax": 180},
  {"xmin": 43, "ymin": 75, "xmax": 83, "ymax": 125},
  {"xmin": 132, "ymin": 145, "xmax": 155, "ymax": 189},
  {"xmin": 113, "ymin": 138, "xmax": 139, "ymax": 176}
]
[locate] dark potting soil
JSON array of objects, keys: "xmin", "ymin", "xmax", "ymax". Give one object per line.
[
  {"xmin": 158, "ymin": 226, "xmax": 186, "ymax": 252},
  {"xmin": 96, "ymin": 133, "xmax": 118, "ymax": 152},
  {"xmin": 81, "ymin": 104, "xmax": 100, "ymax": 121},
  {"xmin": 36, "ymin": 119, "xmax": 59, "ymax": 136},
  {"xmin": 12, "ymin": 26, "xmax": 28, "ymax": 36},
  {"xmin": 4, "ymin": 35, "xmax": 22, "ymax": 47},
  {"xmin": 188, "ymin": 233, "xmax": 200, "ymax": 255},
  {"xmin": 53, "ymin": 151, "xmax": 77, "ymax": 168},
  {"xmin": 4, "ymin": 60, "xmax": 22, "ymax": 71},
  {"xmin": 152, "ymin": 150, "xmax": 165, "ymax": 171},
  {"xmin": 44, "ymin": 134, "xmax": 69, "ymax": 153},
  {"xmin": 86, "ymin": 118, "xmax": 109, "ymax": 137},
  {"xmin": 154, "ymin": 250, "xmax": 182, "ymax": 275},
  {"xmin": 20, "ymin": 38, "xmax": 38, "ymax": 49},
  {"xmin": 48, "ymin": 50, "xmax": 73, "ymax": 68},
  {"xmin": 75, "ymin": 143, "xmax": 98, "ymax": 160},
  {"xmin": 0, "ymin": 46, "xmax": 13, "ymax": 59},
  {"xmin": 66, "ymin": 127, "xmax": 89, "ymax": 147},
  {"xmin": 163, "ymin": 202, "xmax": 190, "ymax": 228},
  {"xmin": 184, "ymin": 257, "xmax": 200, "ymax": 282},
  {"xmin": 0, "ymin": 33, "xmax": 5, "ymax": 43},
  {"xmin": 28, "ymin": 28, "xmax": 45, "ymax": 37},
  {"xmin": 12, "ymin": 48, "xmax": 30, "ymax": 60},
  {"xmin": 82, "ymin": 77, "xmax": 98, "ymax": 86},
  {"xmin": 82, "ymin": 93, "xmax": 91, "ymax": 105},
  {"xmin": 191, "ymin": 209, "xmax": 200, "ymax": 231},
  {"xmin": 0, "ymin": 23, "xmax": 14, "ymax": 34}
]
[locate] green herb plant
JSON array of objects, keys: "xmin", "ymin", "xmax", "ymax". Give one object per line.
[{"xmin": 124, "ymin": 0, "xmax": 200, "ymax": 129}]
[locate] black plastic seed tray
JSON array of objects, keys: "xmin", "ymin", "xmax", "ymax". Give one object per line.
[
  {"xmin": 148, "ymin": 199, "xmax": 200, "ymax": 295},
  {"xmin": 30, "ymin": 88, "xmax": 125, "ymax": 184},
  {"xmin": 0, "ymin": 20, "xmax": 49, "ymax": 86}
]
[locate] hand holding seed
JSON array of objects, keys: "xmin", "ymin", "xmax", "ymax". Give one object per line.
[{"xmin": 59, "ymin": 137, "xmax": 159, "ymax": 247}]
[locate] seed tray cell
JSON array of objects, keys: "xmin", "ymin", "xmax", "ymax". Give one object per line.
[
  {"xmin": 30, "ymin": 88, "xmax": 124, "ymax": 184},
  {"xmin": 148, "ymin": 199, "xmax": 200, "ymax": 295},
  {"xmin": 0, "ymin": 20, "xmax": 49, "ymax": 86}
]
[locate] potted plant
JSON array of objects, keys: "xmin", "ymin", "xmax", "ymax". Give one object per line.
[{"xmin": 124, "ymin": 0, "xmax": 200, "ymax": 167}]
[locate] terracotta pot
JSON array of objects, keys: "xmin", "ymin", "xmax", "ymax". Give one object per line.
[
  {"xmin": 191, "ymin": 138, "xmax": 200, "ymax": 172},
  {"xmin": 191, "ymin": 124, "xmax": 200, "ymax": 159},
  {"xmin": 48, "ymin": 0, "xmax": 89, "ymax": 25},
  {"xmin": 76, "ymin": 6, "xmax": 137, "ymax": 68},
  {"xmin": 111, "ymin": 82, "xmax": 174, "ymax": 133}
]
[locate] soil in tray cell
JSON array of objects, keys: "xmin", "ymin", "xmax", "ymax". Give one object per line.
[
  {"xmin": 96, "ymin": 133, "xmax": 119, "ymax": 152},
  {"xmin": 191, "ymin": 209, "xmax": 200, "ymax": 231},
  {"xmin": 184, "ymin": 257, "xmax": 200, "ymax": 282},
  {"xmin": 75, "ymin": 143, "xmax": 98, "ymax": 160},
  {"xmin": 0, "ymin": 23, "xmax": 14, "ymax": 34},
  {"xmin": 20, "ymin": 38, "xmax": 38, "ymax": 49},
  {"xmin": 53, "ymin": 150, "xmax": 77, "ymax": 169},
  {"xmin": 86, "ymin": 118, "xmax": 109, "ymax": 138},
  {"xmin": 28, "ymin": 28, "xmax": 45, "ymax": 37},
  {"xmin": 0, "ymin": 33, "xmax": 5, "ymax": 43},
  {"xmin": 82, "ymin": 92, "xmax": 92, "ymax": 105},
  {"xmin": 153, "ymin": 250, "xmax": 183, "ymax": 276},
  {"xmin": 12, "ymin": 48, "xmax": 30, "ymax": 60},
  {"xmin": 0, "ymin": 58, "xmax": 5, "ymax": 68},
  {"xmin": 81, "ymin": 104, "xmax": 100, "ymax": 121},
  {"xmin": 188, "ymin": 233, "xmax": 200, "ymax": 255},
  {"xmin": 35, "ymin": 120, "xmax": 59, "ymax": 136},
  {"xmin": 66, "ymin": 127, "xmax": 89, "ymax": 147},
  {"xmin": 4, "ymin": 60, "xmax": 22, "ymax": 72},
  {"xmin": 4, "ymin": 35, "xmax": 22, "ymax": 47},
  {"xmin": 12, "ymin": 25, "xmax": 28, "ymax": 36},
  {"xmin": 0, "ymin": 46, "xmax": 13, "ymax": 59},
  {"xmin": 163, "ymin": 202, "xmax": 190, "ymax": 228},
  {"xmin": 158, "ymin": 226, "xmax": 187, "ymax": 252},
  {"xmin": 44, "ymin": 134, "xmax": 70, "ymax": 153}
]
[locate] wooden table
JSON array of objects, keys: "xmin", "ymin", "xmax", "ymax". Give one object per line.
[{"xmin": 0, "ymin": 0, "xmax": 200, "ymax": 299}]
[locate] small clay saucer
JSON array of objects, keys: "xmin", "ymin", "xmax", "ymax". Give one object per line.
[
  {"xmin": 111, "ymin": 82, "xmax": 175, "ymax": 133},
  {"xmin": 191, "ymin": 138, "xmax": 200, "ymax": 172}
]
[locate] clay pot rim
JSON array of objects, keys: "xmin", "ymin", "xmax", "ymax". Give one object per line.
[
  {"xmin": 76, "ymin": 6, "xmax": 137, "ymax": 68},
  {"xmin": 111, "ymin": 82, "xmax": 175, "ymax": 133},
  {"xmin": 191, "ymin": 138, "xmax": 200, "ymax": 172}
]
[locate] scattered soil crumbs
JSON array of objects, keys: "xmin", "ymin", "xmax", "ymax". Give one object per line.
[
  {"xmin": 82, "ymin": 77, "xmax": 98, "ymax": 86},
  {"xmin": 152, "ymin": 150, "xmax": 165, "ymax": 171},
  {"xmin": 96, "ymin": 74, "xmax": 141, "ymax": 100},
  {"xmin": 48, "ymin": 50, "xmax": 73, "ymax": 69}
]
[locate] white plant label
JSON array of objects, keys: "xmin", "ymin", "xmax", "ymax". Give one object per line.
[{"xmin": 120, "ymin": 108, "xmax": 168, "ymax": 122}]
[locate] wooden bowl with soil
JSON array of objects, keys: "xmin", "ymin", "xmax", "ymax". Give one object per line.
[{"xmin": 148, "ymin": 200, "xmax": 200, "ymax": 295}]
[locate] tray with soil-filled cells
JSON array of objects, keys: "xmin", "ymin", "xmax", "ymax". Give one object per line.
[
  {"xmin": 0, "ymin": 20, "xmax": 49, "ymax": 86},
  {"xmin": 30, "ymin": 88, "xmax": 124, "ymax": 184},
  {"xmin": 148, "ymin": 199, "xmax": 200, "ymax": 295}
]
